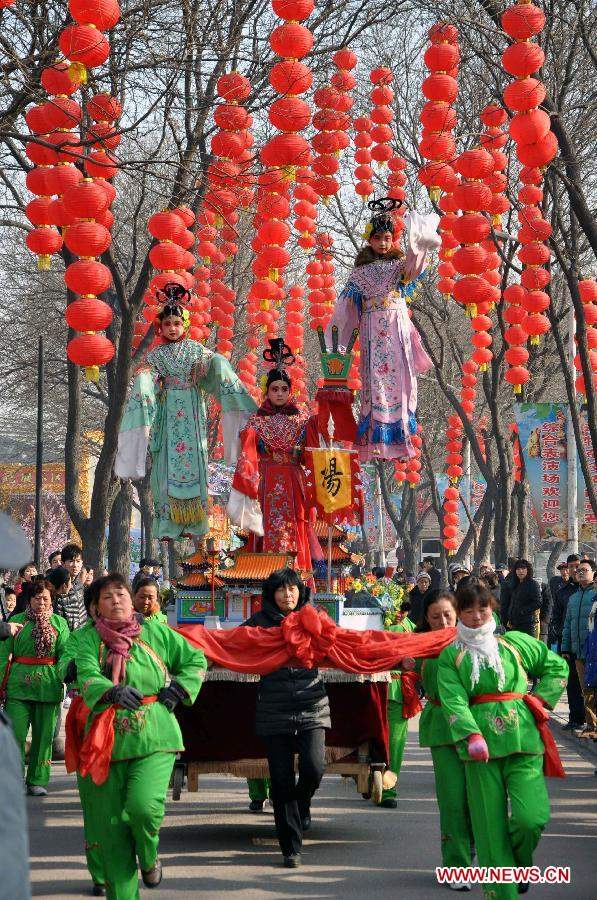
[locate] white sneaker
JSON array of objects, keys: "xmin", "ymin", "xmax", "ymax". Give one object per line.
[
  {"xmin": 27, "ymin": 784, "xmax": 47, "ymax": 797},
  {"xmin": 63, "ymin": 696, "xmax": 72, "ymax": 709},
  {"xmin": 449, "ymin": 883, "xmax": 471, "ymax": 892}
]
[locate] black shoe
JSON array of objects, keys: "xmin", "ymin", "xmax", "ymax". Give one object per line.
[
  {"xmin": 141, "ymin": 858, "xmax": 162, "ymax": 888},
  {"xmin": 92, "ymin": 886, "xmax": 106, "ymax": 897},
  {"xmin": 361, "ymin": 792, "xmax": 371, "ymax": 800},
  {"xmin": 561, "ymin": 720, "xmax": 584, "ymax": 731},
  {"xmin": 518, "ymin": 884, "xmax": 529, "ymax": 894},
  {"xmin": 249, "ymin": 799, "xmax": 266, "ymax": 812},
  {"xmin": 380, "ymin": 798, "xmax": 397, "ymax": 809},
  {"xmin": 283, "ymin": 854, "xmax": 301, "ymax": 868},
  {"xmin": 301, "ymin": 814, "xmax": 311, "ymax": 831}
]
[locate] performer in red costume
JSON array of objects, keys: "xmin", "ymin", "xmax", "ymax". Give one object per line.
[{"xmin": 227, "ymin": 340, "xmax": 322, "ymax": 574}]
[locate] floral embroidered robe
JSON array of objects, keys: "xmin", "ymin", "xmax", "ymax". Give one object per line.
[
  {"xmin": 327, "ymin": 211, "xmax": 440, "ymax": 461},
  {"xmin": 437, "ymin": 632, "xmax": 568, "ymax": 761},
  {"xmin": 115, "ymin": 339, "xmax": 256, "ymax": 541},
  {"xmin": 227, "ymin": 409, "xmax": 321, "ymax": 573}
]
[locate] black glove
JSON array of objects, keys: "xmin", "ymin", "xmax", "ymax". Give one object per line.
[
  {"xmin": 64, "ymin": 659, "xmax": 77, "ymax": 684},
  {"xmin": 158, "ymin": 681, "xmax": 187, "ymax": 712},
  {"xmin": 104, "ymin": 685, "xmax": 144, "ymax": 711}
]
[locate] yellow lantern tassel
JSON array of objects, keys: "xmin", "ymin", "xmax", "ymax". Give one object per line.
[
  {"xmin": 429, "ymin": 187, "xmax": 441, "ymax": 202},
  {"xmin": 38, "ymin": 254, "xmax": 51, "ymax": 271},
  {"xmin": 491, "ymin": 214, "xmax": 502, "ymax": 227},
  {"xmin": 530, "ymin": 335, "xmax": 539, "ymax": 346},
  {"xmin": 480, "ymin": 363, "xmax": 488, "ymax": 372},
  {"xmin": 268, "ymin": 267, "xmax": 279, "ymax": 282},
  {"xmin": 69, "ymin": 61, "xmax": 87, "ymax": 84},
  {"xmin": 215, "ymin": 215, "xmax": 224, "ymax": 229},
  {"xmin": 85, "ymin": 366, "xmax": 100, "ymax": 383},
  {"xmin": 513, "ymin": 383, "xmax": 522, "ymax": 394}
]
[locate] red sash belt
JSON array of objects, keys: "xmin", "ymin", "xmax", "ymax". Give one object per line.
[
  {"xmin": 470, "ymin": 692, "xmax": 565, "ymax": 778},
  {"xmin": 65, "ymin": 694, "xmax": 158, "ymax": 786},
  {"xmin": 14, "ymin": 656, "xmax": 56, "ymax": 665}
]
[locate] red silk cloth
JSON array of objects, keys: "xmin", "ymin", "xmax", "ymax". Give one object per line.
[
  {"xmin": 470, "ymin": 692, "xmax": 565, "ymax": 778},
  {"xmin": 65, "ymin": 694, "xmax": 158, "ymax": 785},
  {"xmin": 177, "ymin": 604, "xmax": 456, "ymax": 675},
  {"xmin": 400, "ymin": 670, "xmax": 423, "ymax": 719}
]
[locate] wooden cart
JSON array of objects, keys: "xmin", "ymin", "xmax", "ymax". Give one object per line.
[{"xmin": 173, "ymin": 668, "xmax": 392, "ymax": 804}]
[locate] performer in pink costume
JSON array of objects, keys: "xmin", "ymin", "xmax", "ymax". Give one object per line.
[{"xmin": 328, "ymin": 199, "xmax": 440, "ymax": 461}]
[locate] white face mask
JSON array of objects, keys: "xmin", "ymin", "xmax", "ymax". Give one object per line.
[{"xmin": 455, "ymin": 618, "xmax": 505, "ymax": 690}]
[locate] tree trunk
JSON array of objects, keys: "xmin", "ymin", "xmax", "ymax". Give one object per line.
[
  {"xmin": 135, "ymin": 473, "xmax": 157, "ymax": 560},
  {"xmin": 108, "ymin": 480, "xmax": 133, "ymax": 575},
  {"xmin": 546, "ymin": 541, "xmax": 564, "ymax": 580},
  {"xmin": 514, "ymin": 479, "xmax": 530, "ymax": 560}
]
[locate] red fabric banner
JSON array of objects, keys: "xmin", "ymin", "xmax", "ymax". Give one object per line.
[{"xmin": 177, "ymin": 604, "xmax": 456, "ymax": 675}]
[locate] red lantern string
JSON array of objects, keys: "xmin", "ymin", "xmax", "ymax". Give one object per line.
[
  {"xmin": 60, "ymin": 0, "xmax": 120, "ymax": 84},
  {"xmin": 405, "ymin": 425, "xmax": 423, "ymax": 487},
  {"xmin": 442, "ymin": 483, "xmax": 460, "ymax": 554},
  {"xmin": 501, "ymin": 1, "xmax": 556, "ymax": 379},
  {"xmin": 310, "ymin": 48, "xmax": 355, "ymax": 205},
  {"xmin": 418, "ymin": 23, "xmax": 459, "ymax": 203},
  {"xmin": 575, "ymin": 279, "xmax": 597, "ymax": 396}
]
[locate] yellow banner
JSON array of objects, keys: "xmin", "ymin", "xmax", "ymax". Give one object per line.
[{"xmin": 311, "ymin": 449, "xmax": 352, "ymax": 514}]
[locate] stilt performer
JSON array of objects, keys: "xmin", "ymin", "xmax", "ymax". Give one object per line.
[
  {"xmin": 115, "ymin": 283, "xmax": 256, "ymax": 540},
  {"xmin": 328, "ymin": 199, "xmax": 440, "ymax": 460},
  {"xmin": 438, "ymin": 581, "xmax": 568, "ymax": 899}
]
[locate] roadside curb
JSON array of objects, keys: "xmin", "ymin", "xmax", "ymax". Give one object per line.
[{"xmin": 551, "ymin": 709, "xmax": 597, "ymax": 771}]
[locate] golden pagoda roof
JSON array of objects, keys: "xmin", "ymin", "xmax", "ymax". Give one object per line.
[{"xmin": 218, "ymin": 552, "xmax": 295, "ymax": 582}]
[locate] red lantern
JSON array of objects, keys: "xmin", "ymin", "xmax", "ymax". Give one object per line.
[{"xmin": 65, "ymin": 297, "xmax": 113, "ymax": 331}]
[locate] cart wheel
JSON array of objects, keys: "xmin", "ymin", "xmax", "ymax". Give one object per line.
[
  {"xmin": 371, "ymin": 769, "xmax": 383, "ymax": 805},
  {"xmin": 172, "ymin": 764, "xmax": 184, "ymax": 801}
]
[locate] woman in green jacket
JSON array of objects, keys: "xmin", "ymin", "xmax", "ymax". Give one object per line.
[
  {"xmin": 380, "ymin": 601, "xmax": 416, "ymax": 808},
  {"xmin": 438, "ymin": 581, "xmax": 568, "ymax": 899},
  {"xmin": 72, "ymin": 573, "xmax": 207, "ymax": 900},
  {"xmin": 416, "ymin": 590, "xmax": 474, "ymax": 888},
  {"xmin": 0, "ymin": 579, "xmax": 69, "ymax": 795}
]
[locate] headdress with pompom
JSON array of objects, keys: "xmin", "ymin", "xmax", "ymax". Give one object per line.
[
  {"xmin": 155, "ymin": 282, "xmax": 191, "ymax": 331},
  {"xmin": 363, "ymin": 196, "xmax": 402, "ymax": 240},
  {"xmin": 261, "ymin": 337, "xmax": 294, "ymax": 393}
]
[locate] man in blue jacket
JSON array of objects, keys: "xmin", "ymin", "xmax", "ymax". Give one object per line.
[{"xmin": 561, "ymin": 560, "xmax": 596, "ymax": 738}]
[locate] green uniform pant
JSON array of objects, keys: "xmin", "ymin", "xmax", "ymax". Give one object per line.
[
  {"xmin": 465, "ymin": 754, "xmax": 549, "ymax": 900},
  {"xmin": 77, "ymin": 772, "xmax": 105, "ymax": 887},
  {"xmin": 247, "ymin": 777, "xmax": 269, "ymax": 801},
  {"xmin": 431, "ymin": 745, "xmax": 474, "ymax": 867},
  {"xmin": 85, "ymin": 751, "xmax": 175, "ymax": 900},
  {"xmin": 382, "ymin": 701, "xmax": 408, "ymax": 801},
  {"xmin": 5, "ymin": 697, "xmax": 59, "ymax": 786}
]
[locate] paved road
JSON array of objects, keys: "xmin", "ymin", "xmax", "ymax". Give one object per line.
[{"xmin": 27, "ymin": 710, "xmax": 596, "ymax": 899}]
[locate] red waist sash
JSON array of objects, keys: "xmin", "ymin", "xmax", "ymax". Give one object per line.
[
  {"xmin": 470, "ymin": 692, "xmax": 565, "ymax": 778},
  {"xmin": 14, "ymin": 656, "xmax": 56, "ymax": 665},
  {"xmin": 65, "ymin": 694, "xmax": 158, "ymax": 786}
]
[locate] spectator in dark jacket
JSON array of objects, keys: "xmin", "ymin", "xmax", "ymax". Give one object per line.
[
  {"xmin": 420, "ymin": 557, "xmax": 441, "ymax": 591},
  {"xmin": 561, "ymin": 561, "xmax": 597, "ymax": 737},
  {"xmin": 548, "ymin": 561, "xmax": 569, "ymax": 610},
  {"xmin": 501, "ymin": 559, "xmax": 542, "ymax": 636},
  {"xmin": 243, "ymin": 568, "xmax": 330, "ymax": 868},
  {"xmin": 407, "ymin": 572, "xmax": 433, "ymax": 625}
]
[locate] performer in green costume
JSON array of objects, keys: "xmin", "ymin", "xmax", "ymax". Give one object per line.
[
  {"xmin": 72, "ymin": 574, "xmax": 206, "ymax": 900},
  {"xmin": 115, "ymin": 283, "xmax": 256, "ymax": 541},
  {"xmin": 59, "ymin": 614, "xmax": 106, "ymax": 895},
  {"xmin": 416, "ymin": 590, "xmax": 474, "ymax": 881},
  {"xmin": 0, "ymin": 579, "xmax": 69, "ymax": 795},
  {"xmin": 438, "ymin": 581, "xmax": 568, "ymax": 899},
  {"xmin": 380, "ymin": 608, "xmax": 415, "ymax": 807}
]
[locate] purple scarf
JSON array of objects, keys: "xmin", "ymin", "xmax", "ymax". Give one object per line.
[{"xmin": 95, "ymin": 615, "xmax": 142, "ymax": 684}]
